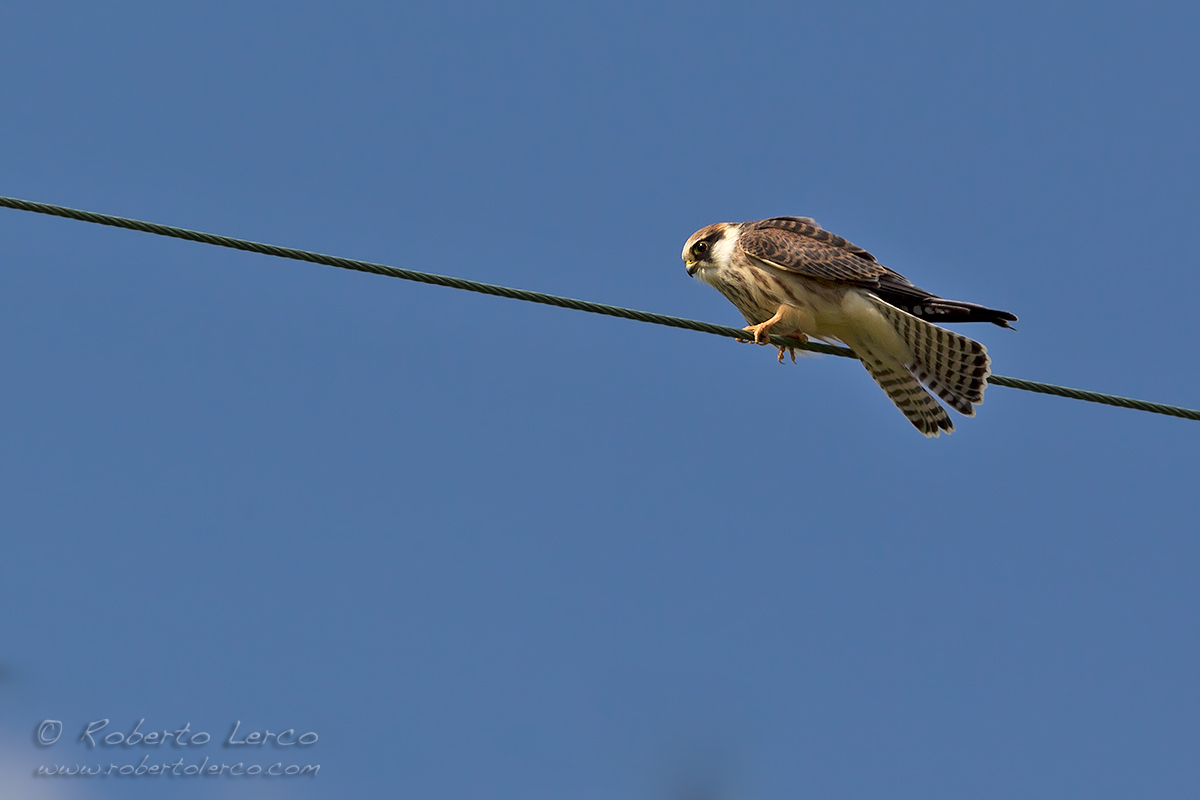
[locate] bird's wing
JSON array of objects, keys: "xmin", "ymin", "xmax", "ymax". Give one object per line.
[
  {"xmin": 738, "ymin": 217, "xmax": 900, "ymax": 286},
  {"xmin": 741, "ymin": 218, "xmax": 1018, "ymax": 328}
]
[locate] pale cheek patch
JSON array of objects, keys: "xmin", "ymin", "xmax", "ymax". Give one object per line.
[{"xmin": 710, "ymin": 227, "xmax": 741, "ymax": 270}]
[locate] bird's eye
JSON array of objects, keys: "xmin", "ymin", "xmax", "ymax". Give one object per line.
[{"xmin": 692, "ymin": 241, "xmax": 710, "ymax": 257}]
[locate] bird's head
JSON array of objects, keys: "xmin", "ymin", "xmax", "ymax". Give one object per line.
[{"xmin": 682, "ymin": 223, "xmax": 737, "ymax": 277}]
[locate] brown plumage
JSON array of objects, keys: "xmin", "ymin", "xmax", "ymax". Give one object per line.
[{"xmin": 682, "ymin": 217, "xmax": 1016, "ymax": 436}]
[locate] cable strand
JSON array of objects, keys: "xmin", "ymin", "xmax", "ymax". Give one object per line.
[{"xmin": 2, "ymin": 195, "xmax": 1196, "ymax": 423}]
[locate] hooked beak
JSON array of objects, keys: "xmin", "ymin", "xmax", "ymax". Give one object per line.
[{"xmin": 685, "ymin": 259, "xmax": 698, "ymax": 276}]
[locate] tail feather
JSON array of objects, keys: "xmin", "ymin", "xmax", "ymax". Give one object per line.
[
  {"xmin": 856, "ymin": 349, "xmax": 955, "ymax": 437},
  {"xmin": 854, "ymin": 296, "xmax": 994, "ymax": 436}
]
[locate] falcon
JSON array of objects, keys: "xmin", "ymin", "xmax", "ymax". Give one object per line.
[{"xmin": 682, "ymin": 217, "xmax": 1017, "ymax": 436}]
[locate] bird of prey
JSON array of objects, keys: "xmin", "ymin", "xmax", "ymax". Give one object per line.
[{"xmin": 682, "ymin": 217, "xmax": 1017, "ymax": 436}]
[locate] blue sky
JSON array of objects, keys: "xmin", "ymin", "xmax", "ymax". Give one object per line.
[{"xmin": 2, "ymin": 2, "xmax": 1198, "ymax": 798}]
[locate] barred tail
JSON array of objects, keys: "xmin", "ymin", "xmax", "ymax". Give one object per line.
[
  {"xmin": 867, "ymin": 295, "xmax": 992, "ymax": 419},
  {"xmin": 855, "ymin": 344, "xmax": 955, "ymax": 437}
]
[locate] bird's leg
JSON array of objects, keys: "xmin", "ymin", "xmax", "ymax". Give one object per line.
[
  {"xmin": 777, "ymin": 330, "xmax": 809, "ymax": 363},
  {"xmin": 741, "ymin": 308, "xmax": 787, "ymax": 346},
  {"xmin": 739, "ymin": 306, "xmax": 810, "ymax": 363}
]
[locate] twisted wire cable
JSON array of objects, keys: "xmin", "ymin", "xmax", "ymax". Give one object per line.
[{"xmin": 2, "ymin": 195, "xmax": 1196, "ymax": 423}]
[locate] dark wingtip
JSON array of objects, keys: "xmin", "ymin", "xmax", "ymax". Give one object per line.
[{"xmin": 992, "ymin": 310, "xmax": 1018, "ymax": 330}]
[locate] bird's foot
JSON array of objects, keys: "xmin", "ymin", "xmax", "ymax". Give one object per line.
[
  {"xmin": 741, "ymin": 321, "xmax": 774, "ymax": 345},
  {"xmin": 775, "ymin": 334, "xmax": 808, "ymax": 363}
]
